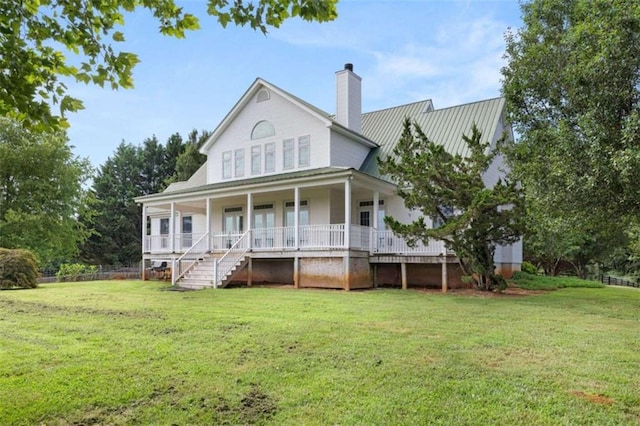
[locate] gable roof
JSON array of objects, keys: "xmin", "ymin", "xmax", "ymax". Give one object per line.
[
  {"xmin": 163, "ymin": 162, "xmax": 207, "ymax": 193},
  {"xmin": 199, "ymin": 78, "xmax": 377, "ymax": 154},
  {"xmin": 359, "ymin": 97, "xmax": 506, "ymax": 178}
]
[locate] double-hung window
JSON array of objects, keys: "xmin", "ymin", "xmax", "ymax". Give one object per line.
[
  {"xmin": 264, "ymin": 142, "xmax": 275, "ymax": 172},
  {"xmin": 283, "ymin": 138, "xmax": 294, "ymax": 170},
  {"xmin": 298, "ymin": 135, "xmax": 310, "ymax": 167},
  {"xmin": 222, "ymin": 151, "xmax": 232, "ymax": 179},
  {"xmin": 234, "ymin": 148, "xmax": 244, "ymax": 177},
  {"xmin": 251, "ymin": 145, "xmax": 261, "ymax": 175}
]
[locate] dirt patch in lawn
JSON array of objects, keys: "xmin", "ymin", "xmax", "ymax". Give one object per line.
[
  {"xmin": 214, "ymin": 384, "xmax": 278, "ymax": 424},
  {"xmin": 571, "ymin": 390, "xmax": 616, "ymax": 405}
]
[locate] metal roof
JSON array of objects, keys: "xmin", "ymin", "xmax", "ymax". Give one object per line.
[
  {"xmin": 360, "ymin": 97, "xmax": 506, "ymax": 177},
  {"xmin": 153, "ymin": 95, "xmax": 507, "ymax": 198}
]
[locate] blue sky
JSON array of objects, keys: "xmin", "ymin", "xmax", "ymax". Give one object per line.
[{"xmin": 64, "ymin": 0, "xmax": 524, "ymax": 168}]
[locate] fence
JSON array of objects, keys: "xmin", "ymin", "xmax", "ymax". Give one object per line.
[
  {"xmin": 601, "ymin": 275, "xmax": 640, "ymax": 288},
  {"xmin": 38, "ymin": 264, "xmax": 142, "ymax": 283}
]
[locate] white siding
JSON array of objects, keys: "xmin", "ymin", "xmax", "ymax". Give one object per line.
[
  {"xmin": 206, "ymin": 89, "xmax": 330, "ymax": 184},
  {"xmin": 329, "ymin": 188, "xmax": 345, "ymax": 224},
  {"xmin": 329, "ymin": 131, "xmax": 371, "ymax": 169}
]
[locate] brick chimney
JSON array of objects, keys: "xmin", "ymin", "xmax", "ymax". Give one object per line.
[{"xmin": 335, "ymin": 63, "xmax": 362, "ymax": 133}]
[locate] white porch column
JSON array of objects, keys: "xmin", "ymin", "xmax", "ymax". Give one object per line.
[
  {"xmin": 294, "ymin": 186, "xmax": 300, "ymax": 250},
  {"xmin": 344, "ymin": 177, "xmax": 351, "ymax": 249},
  {"xmin": 141, "ymin": 205, "xmax": 147, "ymax": 253},
  {"xmin": 206, "ymin": 198, "xmax": 211, "ymax": 251},
  {"xmin": 373, "ymin": 190, "xmax": 379, "ymax": 253},
  {"xmin": 169, "ymin": 202, "xmax": 175, "ymax": 252},
  {"xmin": 344, "ymin": 176, "xmax": 352, "ymax": 291},
  {"xmin": 247, "ymin": 192, "xmax": 253, "ymax": 250},
  {"xmin": 373, "ymin": 191, "xmax": 379, "ymax": 229}
]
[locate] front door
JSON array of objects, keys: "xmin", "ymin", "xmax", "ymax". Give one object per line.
[
  {"xmin": 253, "ymin": 204, "xmax": 275, "ymax": 248},
  {"xmin": 223, "ymin": 207, "xmax": 243, "ymax": 248},
  {"xmin": 284, "ymin": 200, "xmax": 309, "ymax": 246},
  {"xmin": 182, "ymin": 215, "xmax": 192, "ymax": 248}
]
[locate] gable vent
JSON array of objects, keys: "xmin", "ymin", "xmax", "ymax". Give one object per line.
[{"xmin": 256, "ymin": 89, "xmax": 270, "ymax": 102}]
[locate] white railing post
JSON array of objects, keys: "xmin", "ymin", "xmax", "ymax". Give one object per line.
[
  {"xmin": 171, "ymin": 258, "xmax": 176, "ymax": 286},
  {"xmin": 370, "ymin": 227, "xmax": 375, "ymax": 254},
  {"xmin": 213, "ymin": 261, "xmax": 218, "ymax": 289}
]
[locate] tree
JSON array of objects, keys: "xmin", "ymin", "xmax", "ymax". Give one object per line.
[
  {"xmin": 378, "ymin": 119, "xmax": 525, "ymax": 291},
  {"xmin": 0, "ymin": 118, "xmax": 91, "ymax": 266},
  {"xmin": 0, "ymin": 0, "xmax": 338, "ymax": 132},
  {"xmin": 170, "ymin": 129, "xmax": 210, "ymax": 183},
  {"xmin": 79, "ymin": 129, "xmax": 201, "ymax": 264},
  {"xmin": 81, "ymin": 142, "xmax": 144, "ymax": 265},
  {"xmin": 524, "ymin": 196, "xmax": 627, "ymax": 277},
  {"xmin": 501, "ymin": 0, "xmax": 640, "ymax": 220}
]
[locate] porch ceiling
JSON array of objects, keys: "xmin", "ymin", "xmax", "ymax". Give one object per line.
[{"xmin": 138, "ymin": 167, "xmax": 397, "ymax": 208}]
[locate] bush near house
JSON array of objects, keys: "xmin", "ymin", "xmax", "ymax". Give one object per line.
[
  {"xmin": 521, "ymin": 261, "xmax": 538, "ymax": 275},
  {"xmin": 0, "ymin": 248, "xmax": 39, "ymax": 289},
  {"xmin": 511, "ymin": 271, "xmax": 604, "ymax": 290}
]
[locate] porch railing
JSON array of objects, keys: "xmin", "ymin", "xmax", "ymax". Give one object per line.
[
  {"xmin": 173, "ymin": 232, "xmax": 210, "ymax": 286},
  {"xmin": 372, "ymin": 230, "xmax": 445, "ymax": 255},
  {"xmin": 215, "ymin": 230, "xmax": 250, "ymax": 288},
  {"xmin": 144, "ymin": 233, "xmax": 205, "ymax": 253},
  {"xmin": 145, "ymin": 226, "xmax": 448, "ymax": 256}
]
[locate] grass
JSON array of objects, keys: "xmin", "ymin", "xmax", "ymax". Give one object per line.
[{"xmin": 1, "ymin": 280, "xmax": 639, "ymax": 425}]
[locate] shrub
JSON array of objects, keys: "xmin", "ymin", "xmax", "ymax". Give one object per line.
[
  {"xmin": 0, "ymin": 248, "xmax": 39, "ymax": 289},
  {"xmin": 511, "ymin": 271, "xmax": 604, "ymax": 290},
  {"xmin": 521, "ymin": 261, "xmax": 538, "ymax": 275},
  {"xmin": 56, "ymin": 263, "xmax": 98, "ymax": 282}
]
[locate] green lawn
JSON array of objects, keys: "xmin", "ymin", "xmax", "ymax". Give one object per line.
[{"xmin": 1, "ymin": 281, "xmax": 639, "ymax": 425}]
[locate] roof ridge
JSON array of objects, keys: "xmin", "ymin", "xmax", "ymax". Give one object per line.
[
  {"xmin": 363, "ymin": 99, "xmax": 433, "ymax": 116},
  {"xmin": 428, "ymin": 96, "xmax": 503, "ymax": 113}
]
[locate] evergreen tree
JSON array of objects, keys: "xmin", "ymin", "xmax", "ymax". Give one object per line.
[{"xmin": 378, "ymin": 119, "xmax": 525, "ymax": 291}]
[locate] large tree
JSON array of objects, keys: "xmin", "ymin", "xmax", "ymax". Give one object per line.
[
  {"xmin": 502, "ymin": 0, "xmax": 640, "ymax": 220},
  {"xmin": 0, "ymin": 118, "xmax": 91, "ymax": 266},
  {"xmin": 81, "ymin": 142, "xmax": 144, "ymax": 265},
  {"xmin": 0, "ymin": 0, "xmax": 338, "ymax": 132},
  {"xmin": 524, "ymin": 196, "xmax": 627, "ymax": 277},
  {"xmin": 378, "ymin": 119, "xmax": 525, "ymax": 291},
  {"xmin": 80, "ymin": 129, "xmax": 203, "ymax": 264}
]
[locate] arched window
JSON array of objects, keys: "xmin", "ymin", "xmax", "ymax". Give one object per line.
[
  {"xmin": 251, "ymin": 120, "xmax": 275, "ymax": 140},
  {"xmin": 256, "ymin": 89, "xmax": 270, "ymax": 102}
]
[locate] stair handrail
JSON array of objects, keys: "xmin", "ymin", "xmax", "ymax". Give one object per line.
[
  {"xmin": 215, "ymin": 230, "xmax": 250, "ymax": 288},
  {"xmin": 173, "ymin": 232, "xmax": 210, "ymax": 285}
]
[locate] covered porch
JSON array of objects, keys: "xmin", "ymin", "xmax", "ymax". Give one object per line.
[
  {"xmin": 137, "ymin": 168, "xmax": 456, "ymax": 290},
  {"xmin": 140, "ymin": 168, "xmax": 445, "ymax": 257}
]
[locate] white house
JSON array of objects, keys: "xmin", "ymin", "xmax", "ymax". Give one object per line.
[{"xmin": 135, "ymin": 64, "xmax": 522, "ymax": 290}]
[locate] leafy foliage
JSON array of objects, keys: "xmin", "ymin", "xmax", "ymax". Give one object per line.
[
  {"xmin": 80, "ymin": 143, "xmax": 145, "ymax": 265},
  {"xmin": 0, "ymin": 248, "xmax": 39, "ymax": 289},
  {"xmin": 502, "ymin": 0, "xmax": 640, "ymax": 278},
  {"xmin": 79, "ymin": 130, "xmax": 207, "ymax": 265},
  {"xmin": 0, "ymin": 0, "xmax": 337, "ymax": 132},
  {"xmin": 0, "ymin": 118, "xmax": 91, "ymax": 266},
  {"xmin": 520, "ymin": 261, "xmax": 537, "ymax": 275},
  {"xmin": 502, "ymin": 0, "xmax": 640, "ymax": 219},
  {"xmin": 170, "ymin": 129, "xmax": 210, "ymax": 183},
  {"xmin": 56, "ymin": 263, "xmax": 98, "ymax": 282},
  {"xmin": 511, "ymin": 271, "xmax": 604, "ymax": 290},
  {"xmin": 378, "ymin": 119, "xmax": 525, "ymax": 291}
]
